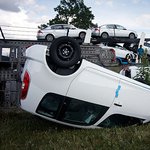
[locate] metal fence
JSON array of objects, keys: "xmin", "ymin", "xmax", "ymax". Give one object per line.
[{"xmin": 0, "ymin": 39, "xmax": 50, "ymax": 109}]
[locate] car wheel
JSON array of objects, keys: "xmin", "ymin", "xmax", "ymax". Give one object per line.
[
  {"xmin": 79, "ymin": 32, "xmax": 86, "ymax": 39},
  {"xmin": 129, "ymin": 33, "xmax": 135, "ymax": 39},
  {"xmin": 101, "ymin": 32, "xmax": 108, "ymax": 39},
  {"xmin": 50, "ymin": 36, "xmax": 81, "ymax": 68},
  {"xmin": 132, "ymin": 45, "xmax": 138, "ymax": 53},
  {"xmin": 126, "ymin": 54, "xmax": 133, "ymax": 62},
  {"xmin": 135, "ymin": 78, "xmax": 147, "ymax": 84},
  {"xmin": 46, "ymin": 34, "xmax": 54, "ymax": 41}
]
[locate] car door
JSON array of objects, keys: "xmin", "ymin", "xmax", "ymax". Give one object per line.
[
  {"xmin": 115, "ymin": 25, "xmax": 129, "ymax": 37},
  {"xmin": 62, "ymin": 67, "xmax": 121, "ymax": 126},
  {"xmin": 103, "ymin": 25, "xmax": 115, "ymax": 37},
  {"xmin": 63, "ymin": 25, "xmax": 77, "ymax": 37},
  {"xmin": 51, "ymin": 25, "xmax": 66, "ymax": 37},
  {"xmin": 66, "ymin": 67, "xmax": 120, "ymax": 110}
]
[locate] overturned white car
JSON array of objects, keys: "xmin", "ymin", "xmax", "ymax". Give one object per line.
[{"xmin": 21, "ymin": 37, "xmax": 150, "ymax": 129}]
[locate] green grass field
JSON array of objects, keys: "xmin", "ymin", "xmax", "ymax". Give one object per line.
[{"xmin": 1, "ymin": 110, "xmax": 150, "ymax": 150}]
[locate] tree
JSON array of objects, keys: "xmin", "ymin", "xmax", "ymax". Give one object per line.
[{"xmin": 38, "ymin": 0, "xmax": 97, "ymax": 29}]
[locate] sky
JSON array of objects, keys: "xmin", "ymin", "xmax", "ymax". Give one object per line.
[{"xmin": 0, "ymin": 0, "xmax": 150, "ymax": 40}]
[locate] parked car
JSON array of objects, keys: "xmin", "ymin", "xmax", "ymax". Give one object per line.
[
  {"xmin": 21, "ymin": 37, "xmax": 150, "ymax": 129},
  {"xmin": 96, "ymin": 43, "xmax": 136, "ymax": 64},
  {"xmin": 37, "ymin": 24, "xmax": 86, "ymax": 41},
  {"xmin": 124, "ymin": 42, "xmax": 150, "ymax": 55},
  {"xmin": 92, "ymin": 24, "xmax": 138, "ymax": 39}
]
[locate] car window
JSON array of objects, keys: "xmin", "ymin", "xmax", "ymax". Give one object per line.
[
  {"xmin": 144, "ymin": 42, "xmax": 150, "ymax": 47},
  {"xmin": 115, "ymin": 45, "xmax": 124, "ymax": 50},
  {"xmin": 63, "ymin": 25, "xmax": 75, "ymax": 29},
  {"xmin": 36, "ymin": 93, "xmax": 109, "ymax": 125},
  {"xmin": 51, "ymin": 25, "xmax": 63, "ymax": 29},
  {"xmin": 36, "ymin": 93, "xmax": 63, "ymax": 118},
  {"xmin": 100, "ymin": 25, "xmax": 106, "ymax": 29},
  {"xmin": 62, "ymin": 98, "xmax": 109, "ymax": 125},
  {"xmin": 116, "ymin": 25, "xmax": 125, "ymax": 30},
  {"xmin": 98, "ymin": 114, "xmax": 144, "ymax": 127},
  {"xmin": 106, "ymin": 25, "xmax": 115, "ymax": 29}
]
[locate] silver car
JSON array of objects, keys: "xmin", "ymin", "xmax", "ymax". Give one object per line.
[
  {"xmin": 37, "ymin": 24, "xmax": 87, "ymax": 41},
  {"xmin": 92, "ymin": 24, "xmax": 138, "ymax": 39}
]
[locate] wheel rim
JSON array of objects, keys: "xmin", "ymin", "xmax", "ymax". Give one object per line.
[
  {"xmin": 133, "ymin": 45, "xmax": 138, "ymax": 52},
  {"xmin": 129, "ymin": 34, "xmax": 135, "ymax": 39},
  {"xmin": 46, "ymin": 35, "xmax": 53, "ymax": 41},
  {"xmin": 57, "ymin": 43, "xmax": 74, "ymax": 60},
  {"xmin": 102, "ymin": 33, "xmax": 108, "ymax": 39},
  {"xmin": 80, "ymin": 33, "xmax": 85, "ymax": 39},
  {"xmin": 126, "ymin": 54, "xmax": 133, "ymax": 61}
]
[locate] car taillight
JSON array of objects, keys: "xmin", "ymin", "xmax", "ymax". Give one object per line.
[
  {"xmin": 123, "ymin": 67, "xmax": 129, "ymax": 71},
  {"xmin": 38, "ymin": 30, "xmax": 43, "ymax": 34},
  {"xmin": 21, "ymin": 70, "xmax": 30, "ymax": 99},
  {"xmin": 95, "ymin": 28, "xmax": 99, "ymax": 31},
  {"xmin": 26, "ymin": 46, "xmax": 31, "ymax": 49}
]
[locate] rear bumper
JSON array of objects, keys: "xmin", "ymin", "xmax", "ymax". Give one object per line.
[{"xmin": 37, "ymin": 34, "xmax": 45, "ymax": 40}]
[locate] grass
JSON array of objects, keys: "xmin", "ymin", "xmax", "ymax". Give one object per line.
[{"xmin": 1, "ymin": 110, "xmax": 150, "ymax": 150}]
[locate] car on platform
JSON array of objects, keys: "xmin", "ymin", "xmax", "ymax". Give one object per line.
[
  {"xmin": 96, "ymin": 43, "xmax": 136, "ymax": 64},
  {"xmin": 21, "ymin": 37, "xmax": 150, "ymax": 129},
  {"xmin": 37, "ymin": 24, "xmax": 86, "ymax": 41},
  {"xmin": 124, "ymin": 42, "xmax": 150, "ymax": 55},
  {"xmin": 92, "ymin": 24, "xmax": 138, "ymax": 39}
]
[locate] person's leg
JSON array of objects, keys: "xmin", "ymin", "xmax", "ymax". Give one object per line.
[{"xmin": 138, "ymin": 55, "xmax": 140, "ymax": 63}]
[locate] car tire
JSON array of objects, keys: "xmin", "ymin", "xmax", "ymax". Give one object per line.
[
  {"xmin": 79, "ymin": 32, "xmax": 86, "ymax": 39},
  {"xmin": 132, "ymin": 45, "xmax": 138, "ymax": 53},
  {"xmin": 46, "ymin": 34, "xmax": 54, "ymax": 41},
  {"xmin": 101, "ymin": 32, "xmax": 109, "ymax": 39},
  {"xmin": 49, "ymin": 36, "xmax": 81, "ymax": 68},
  {"xmin": 129, "ymin": 33, "xmax": 135, "ymax": 39},
  {"xmin": 126, "ymin": 54, "xmax": 133, "ymax": 63},
  {"xmin": 135, "ymin": 78, "xmax": 147, "ymax": 84}
]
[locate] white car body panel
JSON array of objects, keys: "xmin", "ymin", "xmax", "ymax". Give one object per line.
[
  {"xmin": 66, "ymin": 67, "xmax": 120, "ymax": 107},
  {"xmin": 21, "ymin": 45, "xmax": 150, "ymax": 128}
]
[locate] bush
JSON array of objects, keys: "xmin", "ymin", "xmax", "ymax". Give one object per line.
[{"xmin": 134, "ymin": 48, "xmax": 150, "ymax": 85}]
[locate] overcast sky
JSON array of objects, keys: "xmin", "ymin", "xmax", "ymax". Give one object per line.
[{"xmin": 0, "ymin": 0, "xmax": 150, "ymax": 39}]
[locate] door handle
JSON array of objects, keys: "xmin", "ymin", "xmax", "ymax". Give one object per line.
[{"xmin": 114, "ymin": 103, "xmax": 122, "ymax": 107}]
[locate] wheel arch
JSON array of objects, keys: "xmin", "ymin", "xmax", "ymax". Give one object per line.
[{"xmin": 101, "ymin": 32, "xmax": 109, "ymax": 38}]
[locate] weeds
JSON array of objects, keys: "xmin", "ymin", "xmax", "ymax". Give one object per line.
[{"xmin": 134, "ymin": 48, "xmax": 150, "ymax": 85}]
